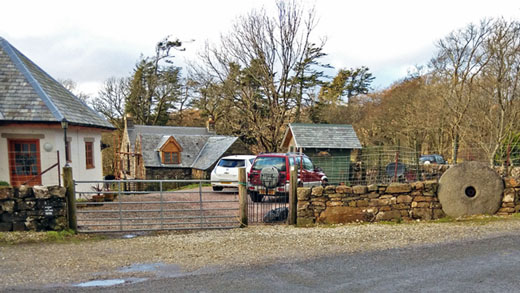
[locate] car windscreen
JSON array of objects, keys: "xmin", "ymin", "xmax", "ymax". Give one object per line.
[
  {"xmin": 218, "ymin": 159, "xmax": 245, "ymax": 168},
  {"xmin": 252, "ymin": 157, "xmax": 286, "ymax": 171}
]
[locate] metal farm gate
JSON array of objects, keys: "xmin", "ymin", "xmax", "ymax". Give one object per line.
[{"xmin": 73, "ymin": 179, "xmax": 241, "ymax": 233}]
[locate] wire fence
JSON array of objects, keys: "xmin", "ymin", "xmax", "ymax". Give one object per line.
[{"xmin": 309, "ymin": 144, "xmax": 520, "ymax": 186}]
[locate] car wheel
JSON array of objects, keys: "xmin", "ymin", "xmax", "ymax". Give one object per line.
[
  {"xmin": 249, "ymin": 192, "xmax": 264, "ymax": 203},
  {"xmin": 212, "ymin": 186, "xmax": 223, "ymax": 191}
]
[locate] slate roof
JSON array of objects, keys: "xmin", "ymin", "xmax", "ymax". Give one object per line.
[
  {"xmin": 284, "ymin": 123, "xmax": 362, "ymax": 149},
  {"xmin": 0, "ymin": 37, "xmax": 114, "ymax": 129},
  {"xmin": 131, "ymin": 125, "xmax": 237, "ymax": 170}
]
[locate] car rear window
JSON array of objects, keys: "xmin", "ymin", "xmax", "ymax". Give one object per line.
[
  {"xmin": 218, "ymin": 159, "xmax": 245, "ymax": 168},
  {"xmin": 252, "ymin": 157, "xmax": 286, "ymax": 171}
]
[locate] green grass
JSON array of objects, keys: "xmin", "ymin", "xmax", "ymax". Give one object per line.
[
  {"xmin": 0, "ymin": 181, "xmax": 9, "ymax": 187},
  {"xmin": 0, "ymin": 230, "xmax": 102, "ymax": 245}
]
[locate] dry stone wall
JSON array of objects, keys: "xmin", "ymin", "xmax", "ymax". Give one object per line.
[
  {"xmin": 497, "ymin": 178, "xmax": 520, "ymax": 215},
  {"xmin": 0, "ymin": 185, "xmax": 67, "ymax": 231},
  {"xmin": 297, "ymin": 178, "xmax": 520, "ymax": 226}
]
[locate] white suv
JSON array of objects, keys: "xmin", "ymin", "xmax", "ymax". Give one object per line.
[{"xmin": 211, "ymin": 155, "xmax": 256, "ymax": 191}]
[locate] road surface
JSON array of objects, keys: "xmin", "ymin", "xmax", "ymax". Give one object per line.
[{"xmin": 50, "ymin": 233, "xmax": 520, "ymax": 292}]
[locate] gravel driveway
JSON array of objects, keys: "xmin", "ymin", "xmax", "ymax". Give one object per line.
[{"xmin": 3, "ymin": 217, "xmax": 520, "ymax": 290}]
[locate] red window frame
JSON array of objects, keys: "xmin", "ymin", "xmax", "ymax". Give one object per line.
[{"xmin": 85, "ymin": 141, "xmax": 94, "ymax": 169}]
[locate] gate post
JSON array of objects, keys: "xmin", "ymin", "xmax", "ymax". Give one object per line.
[
  {"xmin": 63, "ymin": 166, "xmax": 77, "ymax": 232},
  {"xmin": 238, "ymin": 167, "xmax": 248, "ymax": 227},
  {"xmin": 288, "ymin": 166, "xmax": 297, "ymax": 225}
]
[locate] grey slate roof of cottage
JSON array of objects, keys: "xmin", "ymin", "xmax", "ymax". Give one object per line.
[
  {"xmin": 0, "ymin": 37, "xmax": 114, "ymax": 129},
  {"xmin": 131, "ymin": 125, "xmax": 237, "ymax": 170},
  {"xmin": 285, "ymin": 123, "xmax": 362, "ymax": 149}
]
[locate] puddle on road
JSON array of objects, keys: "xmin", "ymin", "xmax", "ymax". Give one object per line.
[
  {"xmin": 74, "ymin": 277, "xmax": 147, "ymax": 288},
  {"xmin": 119, "ymin": 262, "xmax": 185, "ymax": 278},
  {"xmin": 75, "ymin": 279, "xmax": 125, "ymax": 287}
]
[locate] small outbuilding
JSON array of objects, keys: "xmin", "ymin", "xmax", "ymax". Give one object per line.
[{"xmin": 281, "ymin": 123, "xmax": 362, "ymax": 184}]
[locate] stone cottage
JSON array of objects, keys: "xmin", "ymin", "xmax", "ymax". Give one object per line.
[{"xmin": 120, "ymin": 116, "xmax": 249, "ymax": 180}]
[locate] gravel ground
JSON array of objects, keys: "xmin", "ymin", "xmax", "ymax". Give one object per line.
[{"xmin": 3, "ymin": 217, "xmax": 520, "ymax": 289}]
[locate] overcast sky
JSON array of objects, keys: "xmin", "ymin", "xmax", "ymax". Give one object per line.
[{"xmin": 1, "ymin": 0, "xmax": 519, "ymax": 96}]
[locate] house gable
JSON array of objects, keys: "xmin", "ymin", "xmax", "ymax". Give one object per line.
[
  {"xmin": 159, "ymin": 136, "xmax": 183, "ymax": 164},
  {"xmin": 159, "ymin": 136, "xmax": 183, "ymax": 153}
]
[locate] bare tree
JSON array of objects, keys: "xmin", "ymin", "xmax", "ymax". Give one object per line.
[
  {"xmin": 430, "ymin": 19, "xmax": 492, "ymax": 163},
  {"xmin": 469, "ymin": 19, "xmax": 520, "ymax": 165},
  {"xmin": 92, "ymin": 77, "xmax": 129, "ymax": 130},
  {"xmin": 193, "ymin": 0, "xmax": 324, "ymax": 152}
]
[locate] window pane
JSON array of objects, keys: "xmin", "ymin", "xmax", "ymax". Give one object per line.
[{"xmin": 218, "ymin": 159, "xmax": 245, "ymax": 168}]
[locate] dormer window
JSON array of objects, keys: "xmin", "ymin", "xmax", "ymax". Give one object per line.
[
  {"xmin": 163, "ymin": 151, "xmax": 180, "ymax": 164},
  {"xmin": 159, "ymin": 136, "xmax": 182, "ymax": 165}
]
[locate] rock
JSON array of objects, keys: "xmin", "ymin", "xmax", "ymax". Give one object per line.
[
  {"xmin": 0, "ymin": 222, "xmax": 12, "ymax": 232},
  {"xmin": 324, "ymin": 185, "xmax": 336, "ymax": 194},
  {"xmin": 17, "ymin": 185, "xmax": 33, "ymax": 198},
  {"xmin": 503, "ymin": 192, "xmax": 515, "ymax": 203},
  {"xmin": 498, "ymin": 207, "xmax": 515, "ymax": 213},
  {"xmin": 412, "ymin": 182, "xmax": 425, "ymax": 190},
  {"xmin": 414, "ymin": 202, "xmax": 430, "ymax": 208},
  {"xmin": 25, "ymin": 216, "xmax": 37, "ymax": 230},
  {"xmin": 424, "ymin": 180, "xmax": 439, "ymax": 192},
  {"xmin": 311, "ymin": 186, "xmax": 323, "ymax": 197},
  {"xmin": 353, "ymin": 185, "xmax": 368, "ymax": 194},
  {"xmin": 33, "ymin": 186, "xmax": 50, "ymax": 199},
  {"xmin": 1, "ymin": 200, "xmax": 15, "ymax": 213},
  {"xmin": 17, "ymin": 200, "xmax": 36, "ymax": 211},
  {"xmin": 433, "ymin": 209, "xmax": 446, "ymax": 219},
  {"xmin": 335, "ymin": 185, "xmax": 352, "ymax": 194},
  {"xmin": 328, "ymin": 193, "xmax": 344, "ymax": 199},
  {"xmin": 297, "ymin": 217, "xmax": 315, "ymax": 227},
  {"xmin": 357, "ymin": 200, "xmax": 369, "ymax": 207},
  {"xmin": 385, "ymin": 183, "xmax": 411, "ymax": 194},
  {"xmin": 504, "ymin": 178, "xmax": 520, "ymax": 188},
  {"xmin": 378, "ymin": 199, "xmax": 391, "ymax": 206},
  {"xmin": 318, "ymin": 206, "xmax": 368, "ymax": 223},
  {"xmin": 397, "ymin": 195, "xmax": 413, "ymax": 204},
  {"xmin": 326, "ymin": 201, "xmax": 343, "ymax": 207},
  {"xmin": 376, "ymin": 210, "xmax": 402, "ymax": 221},
  {"xmin": 438, "ymin": 161, "xmax": 503, "ymax": 217},
  {"xmin": 414, "ymin": 196, "xmax": 434, "ymax": 202},
  {"xmin": 367, "ymin": 184, "xmax": 378, "ymax": 192},
  {"xmin": 297, "ymin": 188, "xmax": 311, "ymax": 201},
  {"xmin": 0, "ymin": 187, "xmax": 13, "ymax": 200},
  {"xmin": 12, "ymin": 222, "xmax": 26, "ymax": 231},
  {"xmin": 411, "ymin": 208, "xmax": 432, "ymax": 220},
  {"xmin": 391, "ymin": 204, "xmax": 409, "ymax": 210},
  {"xmin": 48, "ymin": 185, "xmax": 66, "ymax": 198},
  {"xmin": 263, "ymin": 207, "xmax": 288, "ymax": 223}
]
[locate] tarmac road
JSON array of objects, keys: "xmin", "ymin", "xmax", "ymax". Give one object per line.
[{"xmin": 66, "ymin": 233, "xmax": 520, "ymax": 292}]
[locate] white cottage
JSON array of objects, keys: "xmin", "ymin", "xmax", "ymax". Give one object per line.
[{"xmin": 0, "ymin": 37, "xmax": 114, "ymax": 190}]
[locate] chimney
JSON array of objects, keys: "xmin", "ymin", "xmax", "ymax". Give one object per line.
[
  {"xmin": 125, "ymin": 114, "xmax": 134, "ymax": 129},
  {"xmin": 206, "ymin": 117, "xmax": 215, "ymax": 134}
]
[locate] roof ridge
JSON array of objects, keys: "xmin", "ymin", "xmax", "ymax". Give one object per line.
[
  {"xmin": 0, "ymin": 38, "xmax": 64, "ymax": 121},
  {"xmin": 190, "ymin": 139, "xmax": 210, "ymax": 168}
]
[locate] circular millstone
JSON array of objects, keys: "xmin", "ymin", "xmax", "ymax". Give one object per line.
[
  {"xmin": 438, "ymin": 161, "xmax": 504, "ymax": 217},
  {"xmin": 260, "ymin": 166, "xmax": 280, "ymax": 188}
]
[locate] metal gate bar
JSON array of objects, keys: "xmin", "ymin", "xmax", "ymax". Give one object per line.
[{"xmin": 74, "ymin": 179, "xmax": 240, "ymax": 233}]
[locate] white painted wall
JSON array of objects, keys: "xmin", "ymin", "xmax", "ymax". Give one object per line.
[{"xmin": 0, "ymin": 125, "xmax": 104, "ymax": 192}]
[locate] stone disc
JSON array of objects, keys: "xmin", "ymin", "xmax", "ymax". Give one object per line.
[{"xmin": 438, "ymin": 161, "xmax": 503, "ymax": 217}]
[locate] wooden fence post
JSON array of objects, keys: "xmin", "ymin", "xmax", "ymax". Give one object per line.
[
  {"xmin": 238, "ymin": 167, "xmax": 248, "ymax": 227},
  {"xmin": 288, "ymin": 166, "xmax": 297, "ymax": 225},
  {"xmin": 63, "ymin": 166, "xmax": 77, "ymax": 232}
]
